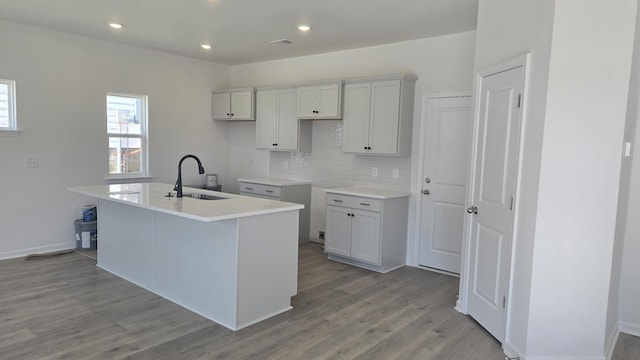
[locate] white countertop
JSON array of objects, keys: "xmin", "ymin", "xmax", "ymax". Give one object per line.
[
  {"xmin": 238, "ymin": 177, "xmax": 312, "ymax": 186},
  {"xmin": 68, "ymin": 183, "xmax": 303, "ymax": 222},
  {"xmin": 326, "ymin": 187, "xmax": 410, "ymax": 199}
]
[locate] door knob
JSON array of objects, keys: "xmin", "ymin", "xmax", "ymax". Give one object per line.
[
  {"xmin": 422, "ymin": 189, "xmax": 430, "ymax": 195},
  {"xmin": 466, "ymin": 206, "xmax": 478, "ymax": 214}
]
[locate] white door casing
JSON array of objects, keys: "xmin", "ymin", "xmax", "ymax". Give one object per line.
[
  {"xmin": 418, "ymin": 96, "xmax": 472, "ymax": 274},
  {"xmin": 465, "ymin": 64, "xmax": 524, "ymax": 343}
]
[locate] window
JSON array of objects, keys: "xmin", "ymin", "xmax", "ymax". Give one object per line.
[
  {"xmin": 106, "ymin": 94, "xmax": 148, "ymax": 177},
  {"xmin": 0, "ymin": 79, "xmax": 17, "ymax": 131}
]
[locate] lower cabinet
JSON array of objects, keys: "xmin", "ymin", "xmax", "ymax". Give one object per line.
[
  {"xmin": 325, "ymin": 190, "xmax": 408, "ymax": 273},
  {"xmin": 239, "ymin": 179, "xmax": 311, "ymax": 243},
  {"xmin": 326, "ymin": 206, "xmax": 380, "ymax": 264}
]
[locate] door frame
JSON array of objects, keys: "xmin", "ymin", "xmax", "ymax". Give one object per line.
[
  {"xmin": 413, "ymin": 91, "xmax": 471, "ymax": 275},
  {"xmin": 456, "ymin": 54, "xmax": 531, "ymax": 347}
]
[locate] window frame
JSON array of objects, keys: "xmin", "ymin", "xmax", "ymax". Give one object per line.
[
  {"xmin": 105, "ymin": 92, "xmax": 150, "ymax": 180},
  {"xmin": 0, "ymin": 79, "xmax": 18, "ymax": 135}
]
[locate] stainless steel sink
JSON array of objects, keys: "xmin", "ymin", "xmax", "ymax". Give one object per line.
[{"xmin": 183, "ymin": 193, "xmax": 227, "ymax": 200}]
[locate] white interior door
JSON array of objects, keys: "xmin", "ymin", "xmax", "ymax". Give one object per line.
[
  {"xmin": 466, "ymin": 65, "xmax": 523, "ymax": 342},
  {"xmin": 418, "ymin": 96, "xmax": 472, "ymax": 274}
]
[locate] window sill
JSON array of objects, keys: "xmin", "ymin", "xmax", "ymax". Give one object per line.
[
  {"xmin": 105, "ymin": 174, "xmax": 154, "ymax": 183},
  {"xmin": 0, "ymin": 129, "xmax": 22, "ymax": 137}
]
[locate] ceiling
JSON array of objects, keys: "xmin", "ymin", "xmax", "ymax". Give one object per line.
[{"xmin": 0, "ymin": 0, "xmax": 478, "ymax": 65}]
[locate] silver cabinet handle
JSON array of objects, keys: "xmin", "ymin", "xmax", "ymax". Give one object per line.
[
  {"xmin": 466, "ymin": 206, "xmax": 478, "ymax": 214},
  {"xmin": 245, "ymin": 187, "xmax": 253, "ymax": 190},
  {"xmin": 265, "ymin": 189, "xmax": 273, "ymax": 193},
  {"xmin": 360, "ymin": 203, "xmax": 370, "ymax": 206},
  {"xmin": 333, "ymin": 199, "xmax": 343, "ymax": 203}
]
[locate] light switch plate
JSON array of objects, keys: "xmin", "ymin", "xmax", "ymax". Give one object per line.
[
  {"xmin": 624, "ymin": 142, "xmax": 632, "ymax": 157},
  {"xmin": 371, "ymin": 167, "xmax": 378, "ymax": 177},
  {"xmin": 25, "ymin": 155, "xmax": 39, "ymax": 168}
]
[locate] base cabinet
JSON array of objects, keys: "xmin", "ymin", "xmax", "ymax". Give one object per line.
[
  {"xmin": 326, "ymin": 206, "xmax": 380, "ymax": 264},
  {"xmin": 239, "ymin": 179, "xmax": 311, "ymax": 243},
  {"xmin": 325, "ymin": 190, "xmax": 408, "ymax": 273}
]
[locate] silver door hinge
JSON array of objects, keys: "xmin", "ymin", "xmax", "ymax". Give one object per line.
[{"xmin": 517, "ymin": 94, "xmax": 522, "ymax": 108}]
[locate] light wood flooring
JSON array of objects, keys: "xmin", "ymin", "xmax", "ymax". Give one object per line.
[{"xmin": 1, "ymin": 243, "xmax": 636, "ymax": 359}]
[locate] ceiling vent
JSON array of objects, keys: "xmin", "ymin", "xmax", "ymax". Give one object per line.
[{"xmin": 269, "ymin": 39, "xmax": 294, "ymax": 45}]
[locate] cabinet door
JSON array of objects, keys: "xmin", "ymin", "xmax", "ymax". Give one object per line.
[
  {"xmin": 275, "ymin": 89, "xmax": 299, "ymax": 150},
  {"xmin": 212, "ymin": 92, "xmax": 231, "ymax": 120},
  {"xmin": 231, "ymin": 90, "xmax": 254, "ymax": 120},
  {"xmin": 350, "ymin": 209, "xmax": 381, "ymax": 265},
  {"xmin": 368, "ymin": 80, "xmax": 401, "ymax": 154},
  {"xmin": 316, "ymin": 83, "xmax": 341, "ymax": 118},
  {"xmin": 256, "ymin": 90, "xmax": 277, "ymax": 149},
  {"xmin": 325, "ymin": 206, "xmax": 351, "ymax": 257},
  {"xmin": 297, "ymin": 86, "xmax": 318, "ymax": 118},
  {"xmin": 342, "ymin": 83, "xmax": 372, "ymax": 153}
]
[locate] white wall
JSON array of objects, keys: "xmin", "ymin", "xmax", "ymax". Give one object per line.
[
  {"xmin": 0, "ymin": 20, "xmax": 231, "ymax": 259},
  {"xmin": 229, "ymin": 31, "xmax": 476, "ymax": 250},
  {"xmin": 527, "ymin": 1, "xmax": 636, "ymax": 358},
  {"xmin": 619, "ymin": 2, "xmax": 640, "ymax": 337},
  {"xmin": 473, "ymin": 0, "xmax": 637, "ymax": 358}
]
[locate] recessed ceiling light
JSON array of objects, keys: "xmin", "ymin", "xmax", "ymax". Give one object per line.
[
  {"xmin": 109, "ymin": 23, "xmax": 123, "ymax": 29},
  {"xmin": 298, "ymin": 25, "xmax": 311, "ymax": 32},
  {"xmin": 201, "ymin": 44, "xmax": 212, "ymax": 50}
]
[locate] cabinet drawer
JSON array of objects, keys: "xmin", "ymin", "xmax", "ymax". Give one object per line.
[
  {"xmin": 239, "ymin": 182, "xmax": 282, "ymax": 198},
  {"xmin": 326, "ymin": 193, "xmax": 381, "ymax": 212}
]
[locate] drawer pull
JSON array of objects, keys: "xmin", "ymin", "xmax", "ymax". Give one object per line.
[
  {"xmin": 265, "ymin": 190, "xmax": 273, "ymax": 193},
  {"xmin": 245, "ymin": 187, "xmax": 254, "ymax": 190},
  {"xmin": 360, "ymin": 203, "xmax": 370, "ymax": 206},
  {"xmin": 333, "ymin": 199, "xmax": 343, "ymax": 203}
]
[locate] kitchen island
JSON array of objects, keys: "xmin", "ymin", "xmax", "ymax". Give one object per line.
[{"xmin": 68, "ymin": 183, "xmax": 303, "ymax": 331}]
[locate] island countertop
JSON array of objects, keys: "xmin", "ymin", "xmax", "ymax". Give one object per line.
[{"xmin": 68, "ymin": 182, "xmax": 304, "ymax": 222}]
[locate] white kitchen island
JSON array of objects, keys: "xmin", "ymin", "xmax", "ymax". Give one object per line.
[{"xmin": 68, "ymin": 183, "xmax": 302, "ymax": 331}]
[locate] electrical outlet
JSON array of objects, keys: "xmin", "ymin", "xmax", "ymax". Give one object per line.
[
  {"xmin": 318, "ymin": 231, "xmax": 325, "ymax": 240},
  {"xmin": 392, "ymin": 168, "xmax": 399, "ymax": 179},
  {"xmin": 25, "ymin": 155, "xmax": 39, "ymax": 168},
  {"xmin": 284, "ymin": 160, "xmax": 289, "ymax": 169},
  {"xmin": 371, "ymin": 167, "xmax": 378, "ymax": 177}
]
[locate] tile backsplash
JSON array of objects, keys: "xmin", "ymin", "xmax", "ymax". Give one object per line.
[{"xmin": 269, "ymin": 120, "xmax": 411, "ymax": 191}]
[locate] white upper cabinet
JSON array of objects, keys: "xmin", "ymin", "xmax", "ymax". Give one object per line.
[
  {"xmin": 212, "ymin": 88, "xmax": 255, "ymax": 121},
  {"xmin": 296, "ymin": 81, "xmax": 343, "ymax": 119},
  {"xmin": 342, "ymin": 75, "xmax": 416, "ymax": 156},
  {"xmin": 256, "ymin": 88, "xmax": 311, "ymax": 152}
]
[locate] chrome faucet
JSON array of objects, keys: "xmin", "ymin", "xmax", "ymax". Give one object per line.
[{"xmin": 174, "ymin": 154, "xmax": 205, "ymax": 198}]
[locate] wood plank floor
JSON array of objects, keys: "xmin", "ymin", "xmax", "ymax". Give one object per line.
[
  {"xmin": 613, "ymin": 333, "xmax": 640, "ymax": 360},
  {"xmin": 7, "ymin": 242, "xmax": 636, "ymax": 359}
]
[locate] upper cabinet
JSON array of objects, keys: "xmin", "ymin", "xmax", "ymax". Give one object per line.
[
  {"xmin": 256, "ymin": 87, "xmax": 311, "ymax": 152},
  {"xmin": 296, "ymin": 81, "xmax": 343, "ymax": 119},
  {"xmin": 212, "ymin": 88, "xmax": 255, "ymax": 121},
  {"xmin": 342, "ymin": 75, "xmax": 416, "ymax": 156}
]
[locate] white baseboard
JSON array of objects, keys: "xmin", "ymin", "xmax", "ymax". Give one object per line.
[
  {"xmin": 606, "ymin": 328, "xmax": 620, "ymax": 360},
  {"xmin": 0, "ymin": 242, "xmax": 74, "ymax": 260},
  {"xmin": 619, "ymin": 321, "xmax": 640, "ymax": 337},
  {"xmin": 503, "ymin": 342, "xmax": 524, "ymax": 360}
]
